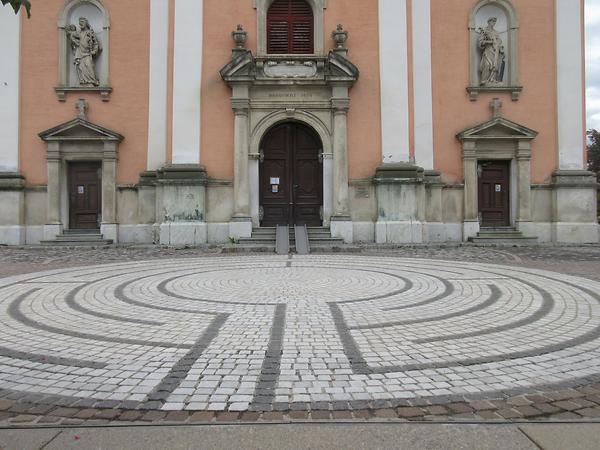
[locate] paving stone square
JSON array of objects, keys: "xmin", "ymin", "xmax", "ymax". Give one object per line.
[{"xmin": 0, "ymin": 246, "xmax": 599, "ymax": 423}]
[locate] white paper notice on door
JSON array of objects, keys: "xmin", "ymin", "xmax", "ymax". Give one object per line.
[
  {"xmin": 77, "ymin": 186, "xmax": 85, "ymax": 194},
  {"xmin": 495, "ymin": 184, "xmax": 502, "ymax": 192},
  {"xmin": 270, "ymin": 177, "xmax": 280, "ymax": 185}
]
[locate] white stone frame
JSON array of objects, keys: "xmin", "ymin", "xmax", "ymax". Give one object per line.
[
  {"xmin": 467, "ymin": 0, "xmax": 521, "ymax": 101},
  {"xmin": 56, "ymin": 0, "xmax": 111, "ymax": 101},
  {"xmin": 458, "ymin": 117, "xmax": 537, "ymax": 240},
  {"xmin": 253, "ymin": 0, "xmax": 328, "ymax": 56},
  {"xmin": 249, "ymin": 110, "xmax": 333, "ymax": 226}
]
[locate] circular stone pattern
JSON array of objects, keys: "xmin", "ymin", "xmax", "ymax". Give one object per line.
[{"xmin": 0, "ymin": 255, "xmax": 599, "ymax": 412}]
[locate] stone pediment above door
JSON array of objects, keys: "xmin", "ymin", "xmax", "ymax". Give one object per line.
[
  {"xmin": 220, "ymin": 50, "xmax": 359, "ymax": 84},
  {"xmin": 457, "ymin": 117, "xmax": 537, "ymax": 141},
  {"xmin": 39, "ymin": 117, "xmax": 123, "ymax": 142}
]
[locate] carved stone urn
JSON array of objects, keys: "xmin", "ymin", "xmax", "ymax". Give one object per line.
[
  {"xmin": 332, "ymin": 24, "xmax": 348, "ymax": 49},
  {"xmin": 232, "ymin": 24, "xmax": 247, "ymax": 49}
]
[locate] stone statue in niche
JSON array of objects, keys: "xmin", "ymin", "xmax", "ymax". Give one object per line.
[
  {"xmin": 66, "ymin": 17, "xmax": 102, "ymax": 87},
  {"xmin": 478, "ymin": 17, "xmax": 505, "ymax": 86}
]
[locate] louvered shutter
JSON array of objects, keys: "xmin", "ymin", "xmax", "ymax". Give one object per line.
[{"xmin": 267, "ymin": 0, "xmax": 314, "ymax": 54}]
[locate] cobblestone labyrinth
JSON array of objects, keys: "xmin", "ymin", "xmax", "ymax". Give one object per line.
[{"xmin": 0, "ymin": 255, "xmax": 600, "ymax": 412}]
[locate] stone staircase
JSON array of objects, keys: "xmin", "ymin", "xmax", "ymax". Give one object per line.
[
  {"xmin": 40, "ymin": 229, "xmax": 113, "ymax": 246},
  {"xmin": 468, "ymin": 227, "xmax": 538, "ymax": 245},
  {"xmin": 237, "ymin": 227, "xmax": 345, "ymax": 253}
]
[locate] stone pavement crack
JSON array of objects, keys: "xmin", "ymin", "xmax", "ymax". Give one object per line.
[{"xmin": 250, "ymin": 304, "xmax": 286, "ymax": 411}]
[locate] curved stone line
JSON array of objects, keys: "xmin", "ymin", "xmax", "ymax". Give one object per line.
[
  {"xmin": 157, "ymin": 266, "xmax": 415, "ymax": 306},
  {"xmin": 7, "ymin": 289, "xmax": 193, "ymax": 350},
  {"xmin": 382, "ymin": 276, "xmax": 454, "ymax": 311},
  {"xmin": 329, "ymin": 267, "xmax": 600, "ymax": 374},
  {"xmin": 0, "ymin": 345, "xmax": 107, "ymax": 369},
  {"xmin": 414, "ymin": 276, "xmax": 555, "ymax": 343},
  {"xmin": 113, "ymin": 278, "xmax": 220, "ymax": 316},
  {"xmin": 301, "ymin": 261, "xmax": 460, "ymax": 308},
  {"xmin": 65, "ymin": 283, "xmax": 165, "ymax": 326},
  {"xmin": 349, "ymin": 284, "xmax": 502, "ymax": 330}
]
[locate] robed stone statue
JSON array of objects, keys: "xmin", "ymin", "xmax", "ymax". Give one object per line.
[
  {"xmin": 66, "ymin": 17, "xmax": 102, "ymax": 87},
  {"xmin": 478, "ymin": 17, "xmax": 505, "ymax": 86}
]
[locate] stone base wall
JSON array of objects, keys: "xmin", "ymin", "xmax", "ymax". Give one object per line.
[{"xmin": 1, "ymin": 178, "xmax": 597, "ymax": 246}]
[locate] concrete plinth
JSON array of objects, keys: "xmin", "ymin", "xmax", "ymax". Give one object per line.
[
  {"xmin": 100, "ymin": 223, "xmax": 118, "ymax": 243},
  {"xmin": 160, "ymin": 222, "xmax": 208, "ymax": 246},
  {"xmin": 0, "ymin": 226, "xmax": 25, "ymax": 246},
  {"xmin": 43, "ymin": 224, "xmax": 63, "ymax": 241},
  {"xmin": 330, "ymin": 218, "xmax": 353, "ymax": 243},
  {"xmin": 229, "ymin": 218, "xmax": 252, "ymax": 240},
  {"xmin": 376, "ymin": 220, "xmax": 424, "ymax": 244},
  {"xmin": 373, "ymin": 163, "xmax": 426, "ymax": 244},
  {"xmin": 551, "ymin": 170, "xmax": 599, "ymax": 243},
  {"xmin": 463, "ymin": 220, "xmax": 480, "ymax": 241}
]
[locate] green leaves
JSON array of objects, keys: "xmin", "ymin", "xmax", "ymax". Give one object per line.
[
  {"xmin": 1, "ymin": 0, "xmax": 31, "ymax": 18},
  {"xmin": 588, "ymin": 129, "xmax": 600, "ymax": 174}
]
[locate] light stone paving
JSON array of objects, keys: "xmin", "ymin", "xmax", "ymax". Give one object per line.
[{"xmin": 0, "ymin": 255, "xmax": 599, "ymax": 412}]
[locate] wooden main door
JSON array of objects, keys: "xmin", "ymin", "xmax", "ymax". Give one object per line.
[
  {"xmin": 478, "ymin": 160, "xmax": 510, "ymax": 227},
  {"xmin": 68, "ymin": 162, "xmax": 102, "ymax": 230},
  {"xmin": 260, "ymin": 122, "xmax": 323, "ymax": 227}
]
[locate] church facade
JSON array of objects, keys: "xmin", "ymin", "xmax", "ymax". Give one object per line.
[{"xmin": 0, "ymin": 0, "xmax": 597, "ymax": 245}]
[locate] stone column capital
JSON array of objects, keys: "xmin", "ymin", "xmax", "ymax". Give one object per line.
[
  {"xmin": 231, "ymin": 98, "xmax": 250, "ymax": 115},
  {"xmin": 331, "ymin": 98, "xmax": 350, "ymax": 114}
]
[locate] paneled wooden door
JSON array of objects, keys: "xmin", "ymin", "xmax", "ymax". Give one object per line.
[
  {"xmin": 478, "ymin": 160, "xmax": 510, "ymax": 227},
  {"xmin": 68, "ymin": 162, "xmax": 102, "ymax": 230},
  {"xmin": 260, "ymin": 122, "xmax": 323, "ymax": 227}
]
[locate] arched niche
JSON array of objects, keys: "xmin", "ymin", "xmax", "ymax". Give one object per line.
[
  {"xmin": 467, "ymin": 0, "xmax": 521, "ymax": 101},
  {"xmin": 56, "ymin": 0, "xmax": 112, "ymax": 101},
  {"xmin": 253, "ymin": 0, "xmax": 328, "ymax": 56}
]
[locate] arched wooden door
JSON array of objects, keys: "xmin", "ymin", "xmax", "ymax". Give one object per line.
[{"xmin": 260, "ymin": 122, "xmax": 323, "ymax": 226}]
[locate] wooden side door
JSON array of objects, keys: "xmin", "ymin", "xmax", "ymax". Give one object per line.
[
  {"xmin": 260, "ymin": 122, "xmax": 323, "ymax": 227},
  {"xmin": 68, "ymin": 162, "xmax": 102, "ymax": 230},
  {"xmin": 478, "ymin": 160, "xmax": 510, "ymax": 227}
]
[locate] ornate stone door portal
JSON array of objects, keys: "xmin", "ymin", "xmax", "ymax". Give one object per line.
[
  {"xmin": 260, "ymin": 122, "xmax": 323, "ymax": 226},
  {"xmin": 220, "ymin": 24, "xmax": 358, "ymax": 241}
]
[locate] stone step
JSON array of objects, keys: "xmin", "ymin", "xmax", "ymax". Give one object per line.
[
  {"xmin": 40, "ymin": 231, "xmax": 113, "ymax": 246},
  {"xmin": 62, "ymin": 229, "xmax": 101, "ymax": 235},
  {"xmin": 40, "ymin": 239, "xmax": 113, "ymax": 246},
  {"xmin": 53, "ymin": 234, "xmax": 104, "ymax": 241}
]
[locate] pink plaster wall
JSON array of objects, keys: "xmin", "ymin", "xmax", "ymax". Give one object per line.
[
  {"xmin": 19, "ymin": 0, "xmax": 150, "ymax": 186},
  {"xmin": 431, "ymin": 0, "xmax": 558, "ymax": 184}
]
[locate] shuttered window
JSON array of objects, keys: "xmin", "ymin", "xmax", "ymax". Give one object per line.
[{"xmin": 267, "ymin": 0, "xmax": 314, "ymax": 54}]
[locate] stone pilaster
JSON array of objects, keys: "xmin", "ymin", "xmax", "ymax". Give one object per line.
[
  {"xmin": 515, "ymin": 141, "xmax": 533, "ymax": 234},
  {"xmin": 423, "ymin": 171, "xmax": 446, "ymax": 242},
  {"xmin": 44, "ymin": 143, "xmax": 63, "ymax": 240},
  {"xmin": 330, "ymin": 96, "xmax": 352, "ymax": 243},
  {"xmin": 462, "ymin": 142, "xmax": 479, "ymax": 240},
  {"xmin": 101, "ymin": 142, "xmax": 118, "ymax": 242},
  {"xmin": 229, "ymin": 94, "xmax": 252, "ymax": 239}
]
